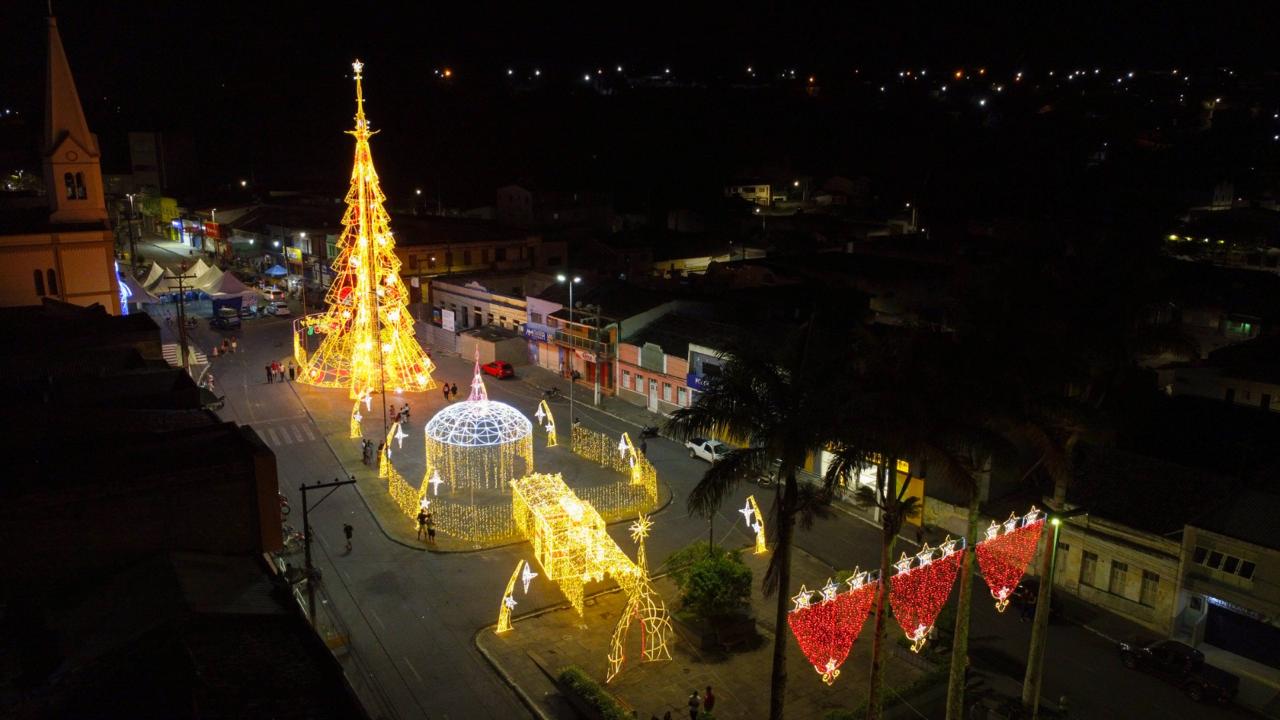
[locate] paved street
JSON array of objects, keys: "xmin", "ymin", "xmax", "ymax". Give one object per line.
[{"xmin": 140, "ymin": 269, "xmax": 1253, "ymax": 719}]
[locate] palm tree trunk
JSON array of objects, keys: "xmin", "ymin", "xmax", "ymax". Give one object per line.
[
  {"xmin": 865, "ymin": 461, "xmax": 898, "ymax": 720},
  {"xmin": 768, "ymin": 476, "xmax": 796, "ymax": 720},
  {"xmin": 945, "ymin": 491, "xmax": 981, "ymax": 719}
]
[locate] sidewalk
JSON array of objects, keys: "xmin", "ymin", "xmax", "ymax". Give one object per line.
[{"xmin": 477, "ymin": 544, "xmax": 931, "ymax": 720}]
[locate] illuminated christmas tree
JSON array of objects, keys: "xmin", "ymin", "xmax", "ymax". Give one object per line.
[{"xmin": 300, "ymin": 60, "xmax": 436, "ymax": 398}]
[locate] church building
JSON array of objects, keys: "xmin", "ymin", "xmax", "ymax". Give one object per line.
[{"xmin": 0, "ymin": 16, "xmax": 121, "ymax": 313}]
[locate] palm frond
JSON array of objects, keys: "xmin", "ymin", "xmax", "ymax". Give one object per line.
[{"xmin": 686, "ymin": 447, "xmax": 770, "ymax": 518}]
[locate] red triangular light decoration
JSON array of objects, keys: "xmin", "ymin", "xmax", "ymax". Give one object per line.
[
  {"xmin": 786, "ymin": 581, "xmax": 878, "ymax": 685},
  {"xmin": 976, "ymin": 513, "xmax": 1046, "ymax": 612},
  {"xmin": 889, "ymin": 548, "xmax": 963, "ymax": 652}
]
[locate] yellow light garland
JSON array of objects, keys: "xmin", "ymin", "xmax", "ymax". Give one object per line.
[
  {"xmin": 298, "ymin": 60, "xmax": 436, "ymax": 398},
  {"xmin": 497, "ymin": 559, "xmax": 524, "ymax": 634},
  {"xmin": 510, "ymin": 473, "xmax": 671, "ymax": 682},
  {"xmin": 747, "ymin": 494, "xmax": 768, "ymax": 555}
]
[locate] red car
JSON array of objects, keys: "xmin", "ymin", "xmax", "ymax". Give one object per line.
[{"xmin": 481, "ymin": 361, "xmax": 515, "ymax": 378}]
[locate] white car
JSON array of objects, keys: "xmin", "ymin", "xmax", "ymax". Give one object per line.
[
  {"xmin": 267, "ymin": 301, "xmax": 291, "ymax": 317},
  {"xmin": 686, "ymin": 438, "xmax": 728, "ymax": 463}
]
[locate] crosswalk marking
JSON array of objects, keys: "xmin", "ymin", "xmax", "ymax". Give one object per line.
[
  {"xmin": 161, "ymin": 343, "xmax": 208, "ymax": 367},
  {"xmin": 257, "ymin": 422, "xmax": 322, "ymax": 449}
]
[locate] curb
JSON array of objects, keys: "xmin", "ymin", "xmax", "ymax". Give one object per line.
[{"xmin": 474, "ymin": 625, "xmax": 557, "ymax": 720}]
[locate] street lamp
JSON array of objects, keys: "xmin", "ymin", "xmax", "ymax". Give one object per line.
[
  {"xmin": 124, "ymin": 192, "xmax": 140, "ymax": 268},
  {"xmin": 1023, "ymin": 506, "xmax": 1089, "ymax": 718},
  {"xmin": 556, "ymin": 273, "xmax": 582, "ymax": 426}
]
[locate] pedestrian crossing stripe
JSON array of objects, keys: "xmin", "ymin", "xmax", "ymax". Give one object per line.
[
  {"xmin": 161, "ymin": 343, "xmax": 208, "ymax": 367},
  {"xmin": 259, "ymin": 423, "xmax": 319, "ymax": 447}
]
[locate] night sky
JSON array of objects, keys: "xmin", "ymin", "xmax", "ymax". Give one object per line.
[{"xmin": 1, "ymin": 1, "xmax": 1276, "ymax": 205}]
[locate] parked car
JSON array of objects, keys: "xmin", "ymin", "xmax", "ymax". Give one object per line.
[
  {"xmin": 267, "ymin": 301, "xmax": 291, "ymax": 317},
  {"xmin": 685, "ymin": 438, "xmax": 728, "ymax": 463},
  {"xmin": 1118, "ymin": 638, "xmax": 1239, "ymax": 703},
  {"xmin": 481, "ymin": 360, "xmax": 515, "ymax": 378},
  {"xmin": 210, "ymin": 307, "xmax": 241, "ymax": 330},
  {"xmin": 238, "ymin": 304, "xmax": 257, "ymax": 318}
]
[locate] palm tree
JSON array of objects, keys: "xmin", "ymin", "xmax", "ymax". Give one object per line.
[{"xmin": 665, "ymin": 314, "xmax": 856, "ymax": 720}]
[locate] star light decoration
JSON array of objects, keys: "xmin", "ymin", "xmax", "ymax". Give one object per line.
[
  {"xmin": 521, "ymin": 563, "xmax": 539, "ymax": 594},
  {"xmin": 888, "ymin": 537, "xmax": 964, "ymax": 652},
  {"xmin": 394, "ymin": 422, "xmax": 408, "ymax": 449},
  {"xmin": 496, "ymin": 559, "xmax": 525, "ymax": 634},
  {"xmin": 741, "ymin": 496, "xmax": 768, "ymax": 554},
  {"xmin": 975, "ymin": 506, "xmax": 1046, "ymax": 612},
  {"xmin": 427, "ymin": 470, "xmax": 444, "ymax": 496},
  {"xmin": 297, "ymin": 60, "xmax": 436, "ymax": 398},
  {"xmin": 535, "ymin": 399, "xmax": 557, "ymax": 447}
]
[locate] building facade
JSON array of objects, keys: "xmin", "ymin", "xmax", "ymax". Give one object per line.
[{"xmin": 0, "ymin": 17, "xmax": 119, "ymax": 314}]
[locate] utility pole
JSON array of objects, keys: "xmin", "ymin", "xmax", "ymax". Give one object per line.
[
  {"xmin": 126, "ymin": 193, "xmax": 140, "ymax": 271},
  {"xmin": 299, "ymin": 477, "xmax": 356, "ymax": 624},
  {"xmin": 171, "ymin": 272, "xmax": 197, "ymax": 373}
]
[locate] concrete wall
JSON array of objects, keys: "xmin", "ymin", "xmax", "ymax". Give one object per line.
[
  {"xmin": 1163, "ymin": 365, "xmax": 1280, "ymax": 413},
  {"xmin": 1051, "ymin": 516, "xmax": 1181, "ymax": 635}
]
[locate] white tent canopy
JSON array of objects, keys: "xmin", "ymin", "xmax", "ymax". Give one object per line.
[
  {"xmin": 206, "ymin": 270, "xmax": 257, "ymax": 301},
  {"xmin": 186, "ymin": 258, "xmax": 211, "ymax": 280},
  {"xmin": 190, "ymin": 265, "xmax": 224, "ymax": 293},
  {"xmin": 142, "ymin": 261, "xmax": 165, "ymax": 289},
  {"xmin": 118, "ymin": 271, "xmax": 160, "ymax": 305}
]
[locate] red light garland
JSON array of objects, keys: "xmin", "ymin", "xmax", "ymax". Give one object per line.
[
  {"xmin": 976, "ymin": 508, "xmax": 1045, "ymax": 612},
  {"xmin": 889, "ymin": 542, "xmax": 963, "ymax": 652},
  {"xmin": 787, "ymin": 576, "xmax": 878, "ymax": 685}
]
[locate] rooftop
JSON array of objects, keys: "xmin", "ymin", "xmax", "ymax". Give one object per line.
[
  {"xmin": 1191, "ymin": 489, "xmax": 1280, "ymax": 551},
  {"xmin": 621, "ymin": 312, "xmax": 747, "ymax": 358}
]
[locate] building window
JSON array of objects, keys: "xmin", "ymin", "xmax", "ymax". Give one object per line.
[
  {"xmin": 1140, "ymin": 571, "xmax": 1159, "ymax": 607},
  {"xmin": 481, "ymin": 249, "xmax": 490, "ymax": 264},
  {"xmin": 622, "ymin": 370, "xmax": 631, "ymax": 390},
  {"xmin": 635, "ymin": 374, "xmax": 643, "ymax": 389},
  {"xmin": 64, "ymin": 172, "xmax": 76, "ymax": 199},
  {"xmin": 463, "ymin": 250, "xmax": 472, "ymax": 265},
  {"xmin": 496, "ymin": 247, "xmax": 507, "ymax": 261},
  {"xmin": 1223, "ymin": 556, "xmax": 1240, "ymax": 574},
  {"xmin": 46, "ymin": 269, "xmax": 58, "ymax": 295},
  {"xmin": 427, "ymin": 256, "xmax": 437, "ymax": 269},
  {"xmin": 1108, "ymin": 560, "xmax": 1128, "ymax": 596},
  {"xmin": 1080, "ymin": 551, "xmax": 1098, "ymax": 587},
  {"xmin": 677, "ymin": 387, "xmax": 687, "ymax": 406},
  {"xmin": 1206, "ymin": 551, "xmax": 1224, "ymax": 569},
  {"xmin": 1239, "ymin": 560, "xmax": 1256, "ymax": 580},
  {"xmin": 75, "ymin": 172, "xmax": 86, "ymax": 199},
  {"xmin": 33, "ymin": 269, "xmax": 46, "ymax": 296},
  {"xmin": 530, "ymin": 312, "xmax": 543, "ymax": 324},
  {"xmin": 663, "ymin": 383, "xmax": 672, "ymax": 402},
  {"xmin": 1193, "ymin": 546, "xmax": 1207, "ymax": 564},
  {"xmin": 1263, "ymin": 394, "xmax": 1272, "ymax": 411}
]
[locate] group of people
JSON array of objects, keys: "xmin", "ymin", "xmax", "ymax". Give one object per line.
[
  {"xmin": 645, "ymin": 687, "xmax": 714, "ymax": 720},
  {"xmin": 416, "ymin": 507, "xmax": 435, "ymax": 543},
  {"xmin": 212, "ymin": 337, "xmax": 239, "ymax": 358},
  {"xmin": 359, "ymin": 438, "xmax": 385, "ymax": 465},
  {"xmin": 440, "ymin": 382, "xmax": 460, "ymax": 402},
  {"xmin": 265, "ymin": 361, "xmax": 295, "ymax": 384},
  {"xmin": 392, "ymin": 403, "xmax": 411, "ymax": 424}
]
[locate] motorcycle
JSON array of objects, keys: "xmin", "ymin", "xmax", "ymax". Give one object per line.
[
  {"xmin": 543, "ymin": 387, "xmax": 564, "ymax": 400},
  {"xmin": 640, "ymin": 425, "xmax": 659, "ymax": 438}
]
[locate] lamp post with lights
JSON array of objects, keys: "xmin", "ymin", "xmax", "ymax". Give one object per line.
[
  {"xmin": 1022, "ymin": 506, "xmax": 1089, "ymax": 718},
  {"xmin": 556, "ymin": 274, "xmax": 582, "ymax": 426}
]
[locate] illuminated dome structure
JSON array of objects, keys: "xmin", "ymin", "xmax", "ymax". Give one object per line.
[{"xmin": 425, "ymin": 361, "xmax": 533, "ymax": 493}]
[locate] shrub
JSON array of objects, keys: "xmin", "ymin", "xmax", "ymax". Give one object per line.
[
  {"xmin": 665, "ymin": 542, "xmax": 753, "ymax": 621},
  {"xmin": 557, "ymin": 665, "xmax": 631, "ymax": 720}
]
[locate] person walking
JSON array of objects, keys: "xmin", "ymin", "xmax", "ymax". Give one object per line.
[
  {"xmin": 265, "ymin": 365, "xmax": 274, "ymax": 383},
  {"xmin": 343, "ymin": 523, "xmax": 353, "ymax": 552},
  {"xmin": 231, "ymin": 337, "xmax": 238, "ymax": 353},
  {"xmin": 450, "ymin": 383, "xmax": 459, "ymax": 401},
  {"xmin": 426, "ymin": 513, "xmax": 435, "ymax": 544},
  {"xmin": 402, "ymin": 403, "xmax": 410, "ymax": 421},
  {"xmin": 702, "ymin": 686, "xmax": 715, "ymax": 714},
  {"xmin": 417, "ymin": 509, "xmax": 429, "ymax": 541},
  {"xmin": 288, "ymin": 363, "xmax": 296, "ymax": 381},
  {"xmin": 686, "ymin": 690, "xmax": 700, "ymax": 720},
  {"xmin": 442, "ymin": 384, "xmax": 450, "ymax": 403}
]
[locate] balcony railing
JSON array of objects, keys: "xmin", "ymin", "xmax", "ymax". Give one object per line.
[{"xmin": 553, "ymin": 329, "xmax": 611, "ymax": 356}]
